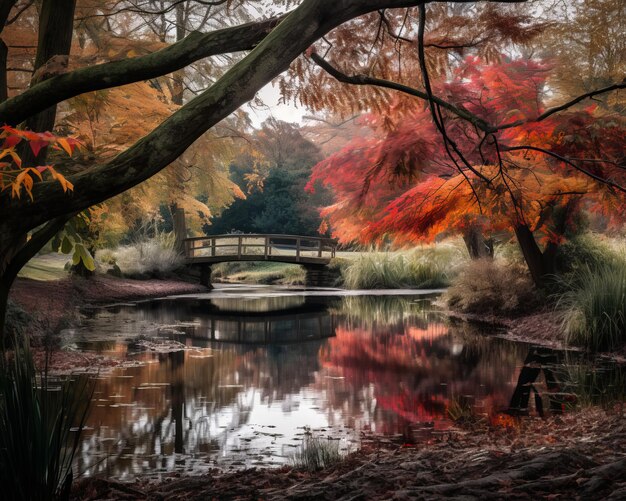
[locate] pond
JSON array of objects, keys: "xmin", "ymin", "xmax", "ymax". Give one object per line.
[{"xmin": 63, "ymin": 285, "xmax": 625, "ymax": 481}]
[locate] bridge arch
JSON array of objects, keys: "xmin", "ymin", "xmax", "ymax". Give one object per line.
[{"xmin": 182, "ymin": 234, "xmax": 338, "ymax": 287}]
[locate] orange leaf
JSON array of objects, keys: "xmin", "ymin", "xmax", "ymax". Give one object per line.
[{"xmin": 57, "ymin": 137, "xmax": 73, "ymax": 156}]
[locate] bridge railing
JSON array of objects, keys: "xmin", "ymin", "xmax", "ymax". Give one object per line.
[{"xmin": 183, "ymin": 234, "xmax": 336, "ymax": 262}]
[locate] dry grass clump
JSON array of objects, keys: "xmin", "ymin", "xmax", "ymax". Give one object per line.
[
  {"xmin": 96, "ymin": 232, "xmax": 183, "ymax": 278},
  {"xmin": 446, "ymin": 259, "xmax": 538, "ymax": 315},
  {"xmin": 291, "ymin": 433, "xmax": 343, "ymax": 472}
]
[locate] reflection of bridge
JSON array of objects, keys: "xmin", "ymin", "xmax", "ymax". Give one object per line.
[
  {"xmin": 182, "ymin": 234, "xmax": 337, "ymax": 287},
  {"xmin": 194, "ymin": 310, "xmax": 335, "ymax": 344}
]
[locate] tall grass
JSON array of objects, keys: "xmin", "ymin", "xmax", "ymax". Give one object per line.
[
  {"xmin": 342, "ymin": 246, "xmax": 463, "ymax": 289},
  {"xmin": 291, "ymin": 433, "xmax": 342, "ymax": 472},
  {"xmin": 556, "ymin": 261, "xmax": 626, "ymax": 352},
  {"xmin": 96, "ymin": 231, "xmax": 183, "ymax": 277},
  {"xmin": 0, "ymin": 338, "xmax": 93, "ymax": 500}
]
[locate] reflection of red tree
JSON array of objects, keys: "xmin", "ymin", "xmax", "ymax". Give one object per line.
[
  {"xmin": 376, "ymin": 389, "xmax": 448, "ymax": 427},
  {"xmin": 318, "ymin": 323, "xmax": 523, "ymax": 439}
]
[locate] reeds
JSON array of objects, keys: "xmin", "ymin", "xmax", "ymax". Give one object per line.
[
  {"xmin": 0, "ymin": 338, "xmax": 93, "ymax": 500},
  {"xmin": 342, "ymin": 246, "xmax": 462, "ymax": 290},
  {"xmin": 290, "ymin": 433, "xmax": 342, "ymax": 472},
  {"xmin": 556, "ymin": 261, "xmax": 626, "ymax": 352}
]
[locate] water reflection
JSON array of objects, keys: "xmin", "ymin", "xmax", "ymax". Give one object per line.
[{"xmin": 67, "ymin": 287, "xmax": 624, "ymax": 480}]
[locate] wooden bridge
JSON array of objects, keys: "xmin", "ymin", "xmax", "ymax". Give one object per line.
[
  {"xmin": 183, "ymin": 234, "xmax": 336, "ymax": 265},
  {"xmin": 181, "ymin": 233, "xmax": 338, "ymax": 287}
]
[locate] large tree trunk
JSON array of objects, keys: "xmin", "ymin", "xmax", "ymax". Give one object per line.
[
  {"xmin": 0, "ymin": 216, "xmax": 72, "ymax": 338},
  {"xmin": 462, "ymin": 225, "xmax": 494, "ymax": 259},
  {"xmin": 514, "ymin": 224, "xmax": 558, "ymax": 288},
  {"xmin": 171, "ymin": 3, "xmax": 187, "ymax": 105},
  {"xmin": 22, "ymin": 0, "xmax": 76, "ymax": 164},
  {"xmin": 0, "ymin": 0, "xmax": 76, "ymax": 338}
]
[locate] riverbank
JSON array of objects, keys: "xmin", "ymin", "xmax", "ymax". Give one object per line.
[
  {"xmin": 11, "ymin": 275, "xmax": 206, "ymax": 328},
  {"xmin": 447, "ymin": 308, "xmax": 626, "ymax": 362},
  {"xmin": 72, "ymin": 406, "xmax": 625, "ymax": 500},
  {"xmin": 9, "ymin": 275, "xmax": 207, "ymax": 372}
]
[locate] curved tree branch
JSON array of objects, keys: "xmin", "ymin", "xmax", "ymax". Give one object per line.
[
  {"xmin": 0, "ymin": 0, "xmax": 530, "ymax": 235},
  {"xmin": 310, "ymin": 52, "xmax": 493, "ymax": 132},
  {"xmin": 0, "ymin": 14, "xmax": 286, "ymax": 125},
  {"xmin": 503, "ymin": 145, "xmax": 626, "ymax": 193},
  {"xmin": 496, "ymin": 80, "xmax": 626, "ymax": 131}
]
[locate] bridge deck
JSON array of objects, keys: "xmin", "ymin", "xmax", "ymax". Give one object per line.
[{"xmin": 183, "ymin": 234, "xmax": 336, "ymax": 265}]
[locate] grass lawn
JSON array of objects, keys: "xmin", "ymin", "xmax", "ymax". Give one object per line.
[{"xmin": 18, "ymin": 253, "xmax": 70, "ymax": 281}]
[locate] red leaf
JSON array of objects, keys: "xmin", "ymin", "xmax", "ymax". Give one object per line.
[{"xmin": 29, "ymin": 140, "xmax": 48, "ymax": 158}]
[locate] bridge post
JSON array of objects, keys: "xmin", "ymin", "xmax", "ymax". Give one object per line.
[
  {"xmin": 200, "ymin": 264, "xmax": 213, "ymax": 289},
  {"xmin": 304, "ymin": 263, "xmax": 340, "ymax": 287}
]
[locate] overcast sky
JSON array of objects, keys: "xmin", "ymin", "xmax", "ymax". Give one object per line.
[{"xmin": 247, "ymin": 81, "xmax": 307, "ymax": 127}]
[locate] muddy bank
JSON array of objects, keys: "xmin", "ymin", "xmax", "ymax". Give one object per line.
[
  {"xmin": 10, "ymin": 275, "xmax": 207, "ymax": 330},
  {"xmin": 9, "ymin": 275, "xmax": 207, "ymax": 372},
  {"xmin": 72, "ymin": 407, "xmax": 626, "ymax": 500},
  {"xmin": 447, "ymin": 307, "xmax": 626, "ymax": 362}
]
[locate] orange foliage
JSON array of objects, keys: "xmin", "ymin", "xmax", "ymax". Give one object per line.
[
  {"xmin": 0, "ymin": 126, "xmax": 80, "ymax": 200},
  {"xmin": 308, "ymin": 58, "xmax": 625, "ymax": 246}
]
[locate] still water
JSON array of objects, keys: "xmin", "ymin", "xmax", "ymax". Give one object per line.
[{"xmin": 63, "ymin": 285, "xmax": 624, "ymax": 480}]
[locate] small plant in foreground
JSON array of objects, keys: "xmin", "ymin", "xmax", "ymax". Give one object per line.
[
  {"xmin": 291, "ymin": 432, "xmax": 343, "ymax": 472},
  {"xmin": 556, "ymin": 261, "xmax": 626, "ymax": 352},
  {"xmin": 0, "ymin": 337, "xmax": 93, "ymax": 500},
  {"xmin": 447, "ymin": 394, "xmax": 482, "ymax": 425}
]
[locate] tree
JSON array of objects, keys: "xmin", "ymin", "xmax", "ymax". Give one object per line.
[
  {"xmin": 207, "ymin": 119, "xmax": 330, "ymax": 236},
  {"xmin": 308, "ymin": 57, "xmax": 625, "ymax": 284},
  {"xmin": 0, "ymin": 0, "xmax": 622, "ymax": 334}
]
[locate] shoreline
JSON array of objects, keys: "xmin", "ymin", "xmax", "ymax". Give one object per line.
[
  {"xmin": 446, "ymin": 308, "xmax": 626, "ymax": 363},
  {"xmin": 72, "ymin": 406, "xmax": 626, "ymax": 500},
  {"xmin": 9, "ymin": 275, "xmax": 208, "ymax": 373},
  {"xmin": 9, "ymin": 275, "xmax": 626, "ymax": 365}
]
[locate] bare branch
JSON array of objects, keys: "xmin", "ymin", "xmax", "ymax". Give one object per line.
[{"xmin": 503, "ymin": 145, "xmax": 626, "ymax": 194}]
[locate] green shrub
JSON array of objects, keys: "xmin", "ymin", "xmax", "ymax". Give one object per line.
[
  {"xmin": 555, "ymin": 233, "xmax": 622, "ymax": 278},
  {"xmin": 446, "ymin": 259, "xmax": 539, "ymax": 315},
  {"xmin": 0, "ymin": 337, "xmax": 93, "ymax": 500},
  {"xmin": 556, "ymin": 261, "xmax": 626, "ymax": 352},
  {"xmin": 291, "ymin": 433, "xmax": 342, "ymax": 472},
  {"xmin": 213, "ymin": 261, "xmax": 305, "ymax": 285}
]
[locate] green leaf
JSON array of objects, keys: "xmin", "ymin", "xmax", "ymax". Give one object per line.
[
  {"xmin": 61, "ymin": 236, "xmax": 73, "ymax": 254},
  {"xmin": 71, "ymin": 248, "xmax": 81, "ymax": 266},
  {"xmin": 74, "ymin": 243, "xmax": 96, "ymax": 271}
]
